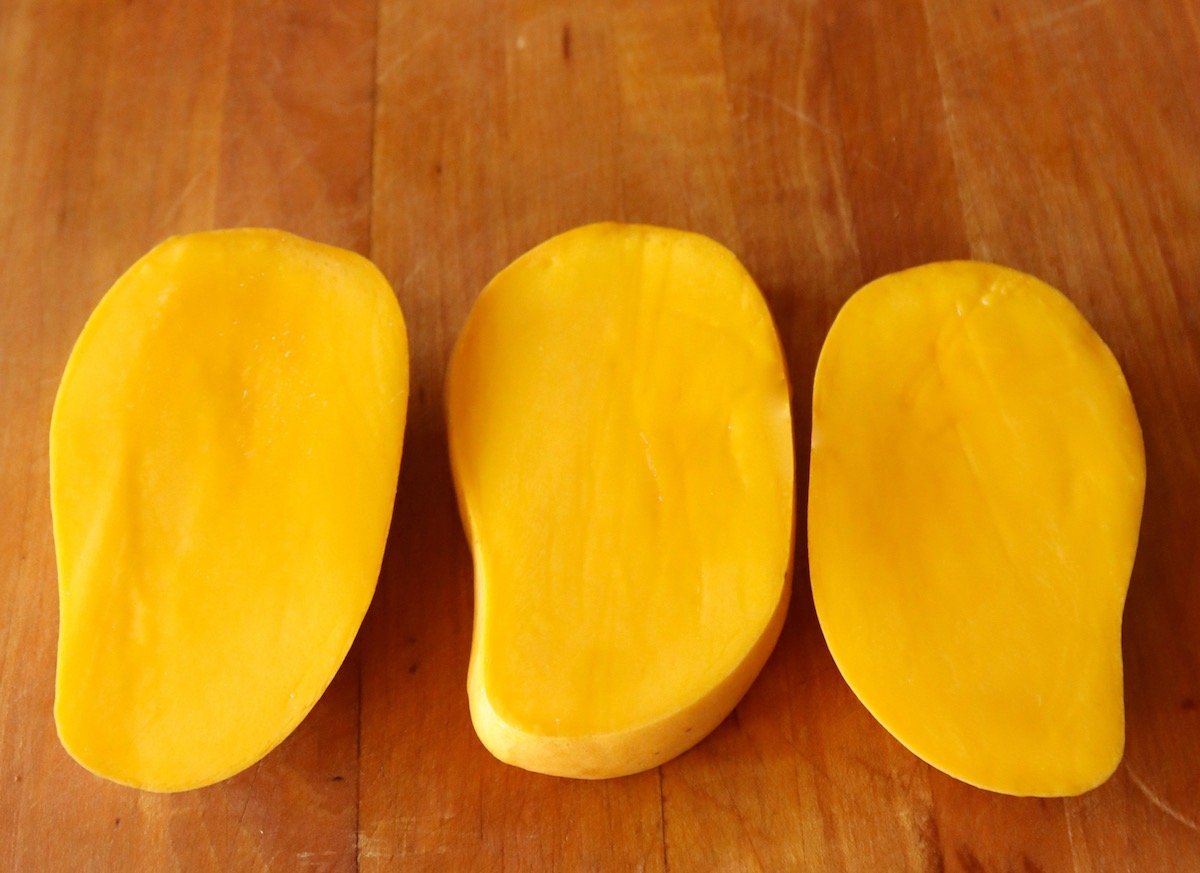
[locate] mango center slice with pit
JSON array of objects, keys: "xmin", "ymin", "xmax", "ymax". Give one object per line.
[
  {"xmin": 447, "ymin": 223, "xmax": 794, "ymax": 778},
  {"xmin": 51, "ymin": 228, "xmax": 408, "ymax": 791},
  {"xmin": 808, "ymin": 261, "xmax": 1145, "ymax": 796}
]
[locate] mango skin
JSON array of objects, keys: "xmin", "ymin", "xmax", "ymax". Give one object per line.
[
  {"xmin": 51, "ymin": 229, "xmax": 407, "ymax": 792},
  {"xmin": 808, "ymin": 261, "xmax": 1145, "ymax": 797},
  {"xmin": 448, "ymin": 223, "xmax": 794, "ymax": 778}
]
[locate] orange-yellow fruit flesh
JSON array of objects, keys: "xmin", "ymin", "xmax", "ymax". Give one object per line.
[
  {"xmin": 51, "ymin": 229, "xmax": 408, "ymax": 792},
  {"xmin": 809, "ymin": 261, "xmax": 1144, "ymax": 796},
  {"xmin": 448, "ymin": 223, "xmax": 794, "ymax": 778}
]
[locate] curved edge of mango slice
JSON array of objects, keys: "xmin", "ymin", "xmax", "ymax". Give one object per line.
[{"xmin": 467, "ymin": 575, "xmax": 791, "ymax": 779}]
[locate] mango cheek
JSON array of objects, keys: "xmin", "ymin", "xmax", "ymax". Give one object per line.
[
  {"xmin": 447, "ymin": 223, "xmax": 794, "ymax": 778},
  {"xmin": 51, "ymin": 228, "xmax": 408, "ymax": 792},
  {"xmin": 808, "ymin": 261, "xmax": 1144, "ymax": 797}
]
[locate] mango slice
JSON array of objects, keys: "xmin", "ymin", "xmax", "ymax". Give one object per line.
[
  {"xmin": 809, "ymin": 261, "xmax": 1144, "ymax": 796},
  {"xmin": 51, "ymin": 229, "xmax": 408, "ymax": 791},
  {"xmin": 447, "ymin": 223, "xmax": 793, "ymax": 778}
]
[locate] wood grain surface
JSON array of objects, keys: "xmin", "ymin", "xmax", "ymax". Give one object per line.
[{"xmin": 2, "ymin": 0, "xmax": 1198, "ymax": 869}]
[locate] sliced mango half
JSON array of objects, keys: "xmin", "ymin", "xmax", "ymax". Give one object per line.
[
  {"xmin": 809, "ymin": 261, "xmax": 1144, "ymax": 796},
  {"xmin": 447, "ymin": 223, "xmax": 794, "ymax": 778},
  {"xmin": 51, "ymin": 228, "xmax": 408, "ymax": 791}
]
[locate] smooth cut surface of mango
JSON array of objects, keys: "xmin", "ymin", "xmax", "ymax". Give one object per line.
[
  {"xmin": 51, "ymin": 229, "xmax": 408, "ymax": 791},
  {"xmin": 809, "ymin": 261, "xmax": 1144, "ymax": 796},
  {"xmin": 447, "ymin": 223, "xmax": 793, "ymax": 778}
]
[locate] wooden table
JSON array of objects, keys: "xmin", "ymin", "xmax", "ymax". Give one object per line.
[{"xmin": 3, "ymin": 1, "xmax": 1199, "ymax": 869}]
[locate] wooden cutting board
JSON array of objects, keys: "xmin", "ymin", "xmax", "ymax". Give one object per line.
[{"xmin": 3, "ymin": 0, "xmax": 1198, "ymax": 869}]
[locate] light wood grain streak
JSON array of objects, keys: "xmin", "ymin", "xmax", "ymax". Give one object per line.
[{"xmin": 1126, "ymin": 767, "xmax": 1200, "ymax": 834}]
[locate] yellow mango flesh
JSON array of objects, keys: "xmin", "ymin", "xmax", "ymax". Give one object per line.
[
  {"xmin": 809, "ymin": 261, "xmax": 1144, "ymax": 796},
  {"xmin": 447, "ymin": 224, "xmax": 793, "ymax": 778},
  {"xmin": 51, "ymin": 229, "xmax": 408, "ymax": 791}
]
